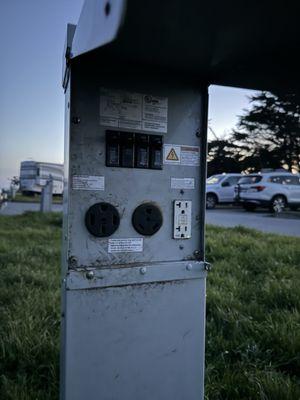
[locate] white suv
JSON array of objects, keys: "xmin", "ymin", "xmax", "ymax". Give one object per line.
[
  {"xmin": 206, "ymin": 173, "xmax": 242, "ymax": 209},
  {"xmin": 235, "ymin": 172, "xmax": 300, "ymax": 212}
]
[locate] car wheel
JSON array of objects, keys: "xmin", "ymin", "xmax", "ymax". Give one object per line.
[
  {"xmin": 270, "ymin": 195, "xmax": 286, "ymax": 213},
  {"xmin": 243, "ymin": 204, "xmax": 256, "ymax": 212},
  {"xmin": 206, "ymin": 193, "xmax": 217, "ymax": 209}
]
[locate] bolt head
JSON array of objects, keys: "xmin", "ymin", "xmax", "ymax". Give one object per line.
[
  {"xmin": 69, "ymin": 256, "xmax": 77, "ymax": 267},
  {"xmin": 86, "ymin": 270, "xmax": 95, "ymax": 280},
  {"xmin": 72, "ymin": 116, "xmax": 81, "ymax": 124},
  {"xmin": 140, "ymin": 267, "xmax": 147, "ymax": 275},
  {"xmin": 204, "ymin": 262, "xmax": 212, "ymax": 272},
  {"xmin": 186, "ymin": 263, "xmax": 193, "ymax": 271},
  {"xmin": 193, "ymin": 250, "xmax": 201, "ymax": 259}
]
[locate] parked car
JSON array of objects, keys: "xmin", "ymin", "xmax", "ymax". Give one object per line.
[
  {"xmin": 0, "ymin": 189, "xmax": 7, "ymax": 206},
  {"xmin": 206, "ymin": 173, "xmax": 243, "ymax": 209},
  {"xmin": 235, "ymin": 171, "xmax": 300, "ymax": 212}
]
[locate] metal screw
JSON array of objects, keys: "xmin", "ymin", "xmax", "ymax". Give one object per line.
[
  {"xmin": 186, "ymin": 263, "xmax": 193, "ymax": 271},
  {"xmin": 72, "ymin": 116, "xmax": 81, "ymax": 124},
  {"xmin": 194, "ymin": 250, "xmax": 201, "ymax": 260},
  {"xmin": 140, "ymin": 267, "xmax": 147, "ymax": 275},
  {"xmin": 86, "ymin": 270, "xmax": 95, "ymax": 280},
  {"xmin": 204, "ymin": 262, "xmax": 212, "ymax": 272},
  {"xmin": 69, "ymin": 256, "xmax": 77, "ymax": 267}
]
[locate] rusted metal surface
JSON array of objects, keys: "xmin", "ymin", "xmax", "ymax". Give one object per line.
[
  {"xmin": 63, "ymin": 278, "xmax": 206, "ymax": 400},
  {"xmin": 66, "ymin": 261, "xmax": 206, "ymax": 290}
]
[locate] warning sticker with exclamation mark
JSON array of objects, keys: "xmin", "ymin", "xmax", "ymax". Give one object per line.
[{"xmin": 163, "ymin": 144, "xmax": 181, "ymax": 164}]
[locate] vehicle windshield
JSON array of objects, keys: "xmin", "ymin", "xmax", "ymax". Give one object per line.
[
  {"xmin": 207, "ymin": 175, "xmax": 224, "ymax": 184},
  {"xmin": 238, "ymin": 175, "xmax": 262, "ymax": 184}
]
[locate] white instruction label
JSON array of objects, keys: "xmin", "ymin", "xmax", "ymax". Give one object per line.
[
  {"xmin": 180, "ymin": 146, "xmax": 200, "ymax": 166},
  {"xmin": 72, "ymin": 175, "xmax": 105, "ymax": 191},
  {"xmin": 164, "ymin": 144, "xmax": 200, "ymax": 166},
  {"xmin": 100, "ymin": 88, "xmax": 168, "ymax": 133},
  {"xmin": 171, "ymin": 178, "xmax": 195, "ymax": 189},
  {"xmin": 142, "ymin": 94, "xmax": 168, "ymax": 132},
  {"xmin": 108, "ymin": 238, "xmax": 143, "ymax": 253}
]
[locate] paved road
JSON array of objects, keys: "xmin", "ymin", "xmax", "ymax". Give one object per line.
[
  {"xmin": 0, "ymin": 201, "xmax": 63, "ymax": 215},
  {"xmin": 206, "ymin": 207, "xmax": 300, "ymax": 237}
]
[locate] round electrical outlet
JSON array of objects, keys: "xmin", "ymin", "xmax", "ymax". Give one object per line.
[
  {"xmin": 132, "ymin": 203, "xmax": 163, "ymax": 236},
  {"xmin": 85, "ymin": 202, "xmax": 120, "ymax": 237}
]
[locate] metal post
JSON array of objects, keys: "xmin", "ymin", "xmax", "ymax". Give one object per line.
[
  {"xmin": 10, "ymin": 186, "xmax": 17, "ymax": 200},
  {"xmin": 40, "ymin": 177, "xmax": 53, "ymax": 212},
  {"xmin": 199, "ymin": 86, "xmax": 209, "ymax": 261}
]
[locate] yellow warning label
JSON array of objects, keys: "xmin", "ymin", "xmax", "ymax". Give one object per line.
[{"xmin": 166, "ymin": 148, "xmax": 179, "ymax": 161}]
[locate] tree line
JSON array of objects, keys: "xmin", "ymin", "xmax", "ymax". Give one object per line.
[{"xmin": 208, "ymin": 91, "xmax": 300, "ymax": 176}]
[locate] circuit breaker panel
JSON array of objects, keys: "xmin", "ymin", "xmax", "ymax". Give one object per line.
[
  {"xmin": 65, "ymin": 72, "xmax": 203, "ymax": 267},
  {"xmin": 61, "ymin": 55, "xmax": 207, "ymax": 400}
]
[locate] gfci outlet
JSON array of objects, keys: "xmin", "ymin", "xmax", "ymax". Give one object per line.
[{"xmin": 173, "ymin": 200, "xmax": 192, "ymax": 239}]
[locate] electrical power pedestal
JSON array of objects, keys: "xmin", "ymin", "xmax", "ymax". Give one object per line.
[{"xmin": 61, "ymin": 4, "xmax": 209, "ymax": 399}]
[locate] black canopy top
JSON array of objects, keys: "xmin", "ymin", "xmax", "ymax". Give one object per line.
[{"xmin": 70, "ymin": 0, "xmax": 300, "ymax": 92}]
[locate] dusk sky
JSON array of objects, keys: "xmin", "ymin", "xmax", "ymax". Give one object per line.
[{"xmin": 0, "ymin": 0, "xmax": 255, "ymax": 189}]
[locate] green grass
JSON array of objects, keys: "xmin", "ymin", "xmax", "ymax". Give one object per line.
[
  {"xmin": 0, "ymin": 213, "xmax": 299, "ymax": 399},
  {"xmin": 11, "ymin": 193, "xmax": 62, "ymax": 204},
  {"xmin": 205, "ymin": 225, "xmax": 300, "ymax": 399},
  {"xmin": 0, "ymin": 213, "xmax": 61, "ymax": 400}
]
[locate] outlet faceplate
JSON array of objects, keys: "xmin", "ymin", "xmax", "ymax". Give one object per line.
[{"xmin": 173, "ymin": 200, "xmax": 192, "ymax": 239}]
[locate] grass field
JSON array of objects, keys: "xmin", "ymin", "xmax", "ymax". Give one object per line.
[
  {"xmin": 11, "ymin": 193, "xmax": 62, "ymax": 204},
  {"xmin": 0, "ymin": 213, "xmax": 299, "ymax": 399}
]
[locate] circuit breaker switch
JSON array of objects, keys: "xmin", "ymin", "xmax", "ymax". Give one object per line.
[
  {"xmin": 149, "ymin": 135, "xmax": 163, "ymax": 169},
  {"xmin": 121, "ymin": 133, "xmax": 134, "ymax": 167},
  {"xmin": 135, "ymin": 134, "xmax": 149, "ymax": 168},
  {"xmin": 173, "ymin": 200, "xmax": 192, "ymax": 239},
  {"xmin": 106, "ymin": 131, "xmax": 120, "ymax": 167}
]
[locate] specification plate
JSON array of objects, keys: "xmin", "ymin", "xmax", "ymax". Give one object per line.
[
  {"xmin": 100, "ymin": 88, "xmax": 168, "ymax": 133},
  {"xmin": 72, "ymin": 175, "xmax": 105, "ymax": 191},
  {"xmin": 108, "ymin": 238, "xmax": 144, "ymax": 253},
  {"xmin": 171, "ymin": 178, "xmax": 195, "ymax": 189}
]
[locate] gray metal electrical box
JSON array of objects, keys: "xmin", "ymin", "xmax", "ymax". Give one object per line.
[
  {"xmin": 61, "ymin": 60, "xmax": 208, "ymax": 400},
  {"xmin": 61, "ymin": 2, "xmax": 209, "ymax": 399}
]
